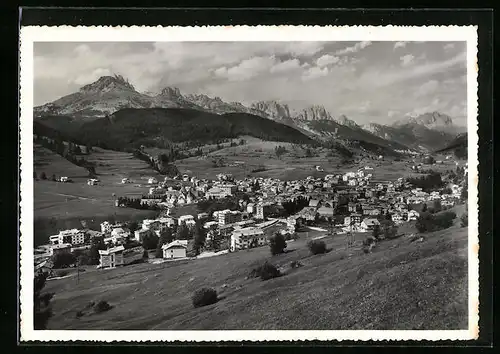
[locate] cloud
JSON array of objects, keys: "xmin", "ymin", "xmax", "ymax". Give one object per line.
[
  {"xmin": 316, "ymin": 54, "xmax": 340, "ymax": 67},
  {"xmin": 302, "ymin": 66, "xmax": 329, "ymax": 81},
  {"xmin": 73, "ymin": 44, "xmax": 91, "ymax": 56},
  {"xmin": 414, "ymin": 79, "xmax": 439, "ymax": 97},
  {"xmin": 358, "ymin": 100, "xmax": 371, "ymax": 113},
  {"xmin": 400, "ymin": 54, "xmax": 415, "ymax": 67},
  {"xmin": 388, "ymin": 110, "xmax": 400, "ymax": 118},
  {"xmin": 394, "ymin": 42, "xmax": 407, "ymax": 50},
  {"xmin": 270, "ymin": 59, "xmax": 301, "ymax": 73},
  {"xmin": 73, "ymin": 67, "xmax": 113, "ymax": 85},
  {"xmin": 33, "ymin": 41, "xmax": 468, "ymax": 126},
  {"xmin": 335, "ymin": 41, "xmax": 372, "ymax": 55},
  {"xmin": 214, "ymin": 56, "xmax": 277, "ymax": 81},
  {"xmin": 444, "ymin": 43, "xmax": 455, "ymax": 52}
]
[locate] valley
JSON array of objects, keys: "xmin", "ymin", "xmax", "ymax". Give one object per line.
[{"xmin": 31, "ymin": 73, "xmax": 470, "ymax": 334}]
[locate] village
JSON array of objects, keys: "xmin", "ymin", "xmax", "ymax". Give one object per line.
[{"xmin": 34, "ymin": 161, "xmax": 467, "ymax": 273}]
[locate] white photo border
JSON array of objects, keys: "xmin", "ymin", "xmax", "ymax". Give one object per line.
[{"xmin": 19, "ymin": 25, "xmax": 479, "ymax": 342}]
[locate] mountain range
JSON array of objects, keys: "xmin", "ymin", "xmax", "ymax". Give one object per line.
[{"xmin": 34, "ymin": 74, "xmax": 466, "ymax": 153}]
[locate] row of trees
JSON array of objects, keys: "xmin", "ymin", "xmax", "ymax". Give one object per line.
[
  {"xmin": 416, "ymin": 211, "xmax": 457, "ymax": 233},
  {"xmin": 407, "ymin": 171, "xmax": 444, "ymax": 192},
  {"xmin": 281, "ymin": 196, "xmax": 309, "ymax": 216},
  {"xmin": 116, "ymin": 196, "xmax": 162, "ymax": 211}
]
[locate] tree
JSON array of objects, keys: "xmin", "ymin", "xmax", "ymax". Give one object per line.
[
  {"xmin": 275, "ymin": 145, "xmax": 287, "ymax": 159},
  {"xmin": 269, "ymin": 232, "xmax": 287, "ymax": 255},
  {"xmin": 192, "ymin": 222, "xmax": 207, "ymax": 255},
  {"xmin": 88, "ymin": 236, "xmax": 106, "ymax": 265},
  {"xmin": 460, "ymin": 211, "xmax": 468, "ymax": 228},
  {"xmin": 380, "ymin": 219, "xmax": 397, "ymax": 239},
  {"xmin": 372, "ymin": 224, "xmax": 382, "ymax": 240},
  {"xmin": 33, "ymin": 171, "xmax": 38, "ymax": 179},
  {"xmin": 51, "ymin": 252, "xmax": 76, "ymax": 269},
  {"xmin": 422, "ymin": 203, "xmax": 428, "ymax": 213},
  {"xmin": 40, "ymin": 172, "xmax": 47, "ymax": 180},
  {"xmin": 461, "ymin": 180, "xmax": 468, "ymax": 202},
  {"xmin": 155, "ymin": 228, "xmax": 173, "ymax": 258},
  {"xmin": 51, "ymin": 174, "xmax": 57, "ymax": 182},
  {"xmin": 432, "ymin": 199, "xmax": 442, "ymax": 213},
  {"xmin": 142, "ymin": 231, "xmax": 159, "ymax": 250},
  {"xmin": 34, "ymin": 271, "xmax": 54, "ymax": 329},
  {"xmin": 176, "ymin": 223, "xmax": 190, "ymax": 240}
]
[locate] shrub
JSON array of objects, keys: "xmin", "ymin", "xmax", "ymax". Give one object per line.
[
  {"xmin": 56, "ymin": 270, "xmax": 69, "ymax": 277},
  {"xmin": 75, "ymin": 310, "xmax": 84, "ymax": 318},
  {"xmin": 93, "ymin": 300, "xmax": 112, "ymax": 313},
  {"xmin": 51, "ymin": 252, "xmax": 76, "ymax": 269},
  {"xmin": 460, "ymin": 212, "xmax": 468, "ymax": 228},
  {"xmin": 416, "ymin": 211, "xmax": 456, "ymax": 233},
  {"xmin": 192, "ymin": 288, "xmax": 218, "ymax": 308},
  {"xmin": 258, "ymin": 262, "xmax": 281, "ymax": 280},
  {"xmin": 269, "ymin": 233, "xmax": 287, "ymax": 255},
  {"xmin": 307, "ymin": 239, "xmax": 327, "ymax": 255}
]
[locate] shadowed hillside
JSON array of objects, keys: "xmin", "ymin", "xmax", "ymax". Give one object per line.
[{"xmin": 74, "ymin": 108, "xmax": 316, "ymax": 150}]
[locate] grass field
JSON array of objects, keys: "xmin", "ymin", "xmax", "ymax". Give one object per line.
[
  {"xmin": 43, "ymin": 214, "xmax": 468, "ymax": 330},
  {"xmin": 174, "ymin": 137, "xmax": 403, "ymax": 181},
  {"xmin": 34, "ymin": 146, "xmax": 162, "ymax": 245}
]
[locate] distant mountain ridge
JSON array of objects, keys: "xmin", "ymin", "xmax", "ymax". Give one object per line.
[
  {"xmin": 362, "ymin": 111, "xmax": 466, "ymax": 152},
  {"xmin": 34, "ymin": 74, "xmax": 465, "ymax": 154},
  {"xmin": 34, "ymin": 75, "xmax": 354, "ymax": 126}
]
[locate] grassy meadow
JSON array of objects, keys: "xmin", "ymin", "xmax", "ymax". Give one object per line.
[
  {"xmin": 34, "ymin": 147, "xmax": 162, "ymax": 245},
  {"xmin": 43, "ymin": 214, "xmax": 468, "ymax": 330}
]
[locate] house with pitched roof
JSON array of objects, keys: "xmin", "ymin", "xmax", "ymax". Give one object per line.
[{"xmin": 162, "ymin": 240, "xmax": 188, "ymax": 259}]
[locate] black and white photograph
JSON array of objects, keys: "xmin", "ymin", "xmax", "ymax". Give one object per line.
[{"xmin": 20, "ymin": 26, "xmax": 478, "ymax": 341}]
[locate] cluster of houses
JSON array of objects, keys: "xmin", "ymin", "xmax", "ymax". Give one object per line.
[{"xmin": 38, "ymin": 165, "xmax": 466, "ymax": 272}]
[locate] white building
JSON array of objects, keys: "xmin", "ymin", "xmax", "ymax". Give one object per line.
[
  {"xmin": 230, "ymin": 227, "xmax": 265, "ymax": 251},
  {"xmin": 87, "ymin": 178, "xmax": 99, "ymax": 185},
  {"xmin": 142, "ymin": 219, "xmax": 160, "ymax": 231},
  {"xmin": 162, "ymin": 240, "xmax": 188, "ymax": 259},
  {"xmin": 360, "ymin": 218, "xmax": 380, "ymax": 232},
  {"xmin": 110, "ymin": 228, "xmax": 129, "ymax": 245},
  {"xmin": 178, "ymin": 215, "xmax": 196, "ymax": 228},
  {"xmin": 407, "ymin": 210, "xmax": 420, "ymax": 221},
  {"xmin": 57, "ymin": 229, "xmax": 86, "ymax": 246},
  {"xmin": 98, "ymin": 246, "xmax": 125, "ymax": 269}
]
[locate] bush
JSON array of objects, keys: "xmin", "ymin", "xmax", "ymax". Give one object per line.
[
  {"xmin": 93, "ymin": 300, "xmax": 112, "ymax": 313},
  {"xmin": 307, "ymin": 239, "xmax": 327, "ymax": 255},
  {"xmin": 460, "ymin": 212, "xmax": 468, "ymax": 228},
  {"xmin": 269, "ymin": 233, "xmax": 287, "ymax": 255},
  {"xmin": 52, "ymin": 252, "xmax": 76, "ymax": 269},
  {"xmin": 250, "ymin": 261, "xmax": 281, "ymax": 281},
  {"xmin": 192, "ymin": 288, "xmax": 218, "ymax": 308},
  {"xmin": 416, "ymin": 211, "xmax": 456, "ymax": 233},
  {"xmin": 56, "ymin": 270, "xmax": 69, "ymax": 277}
]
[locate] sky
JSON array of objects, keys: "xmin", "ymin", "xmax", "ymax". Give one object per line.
[{"xmin": 33, "ymin": 41, "xmax": 468, "ymax": 126}]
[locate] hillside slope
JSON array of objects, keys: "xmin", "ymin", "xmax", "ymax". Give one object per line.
[
  {"xmin": 75, "ymin": 108, "xmax": 316, "ymax": 150},
  {"xmin": 363, "ymin": 121, "xmax": 457, "ymax": 152},
  {"xmin": 43, "ymin": 220, "xmax": 468, "ymax": 330}
]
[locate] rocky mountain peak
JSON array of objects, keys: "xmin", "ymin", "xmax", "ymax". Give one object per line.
[
  {"xmin": 159, "ymin": 87, "xmax": 182, "ymax": 99},
  {"xmin": 250, "ymin": 101, "xmax": 292, "ymax": 120},
  {"xmin": 80, "ymin": 75, "xmax": 136, "ymax": 94},
  {"xmin": 296, "ymin": 105, "xmax": 334, "ymax": 121},
  {"xmin": 408, "ymin": 111, "xmax": 454, "ymax": 127}
]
